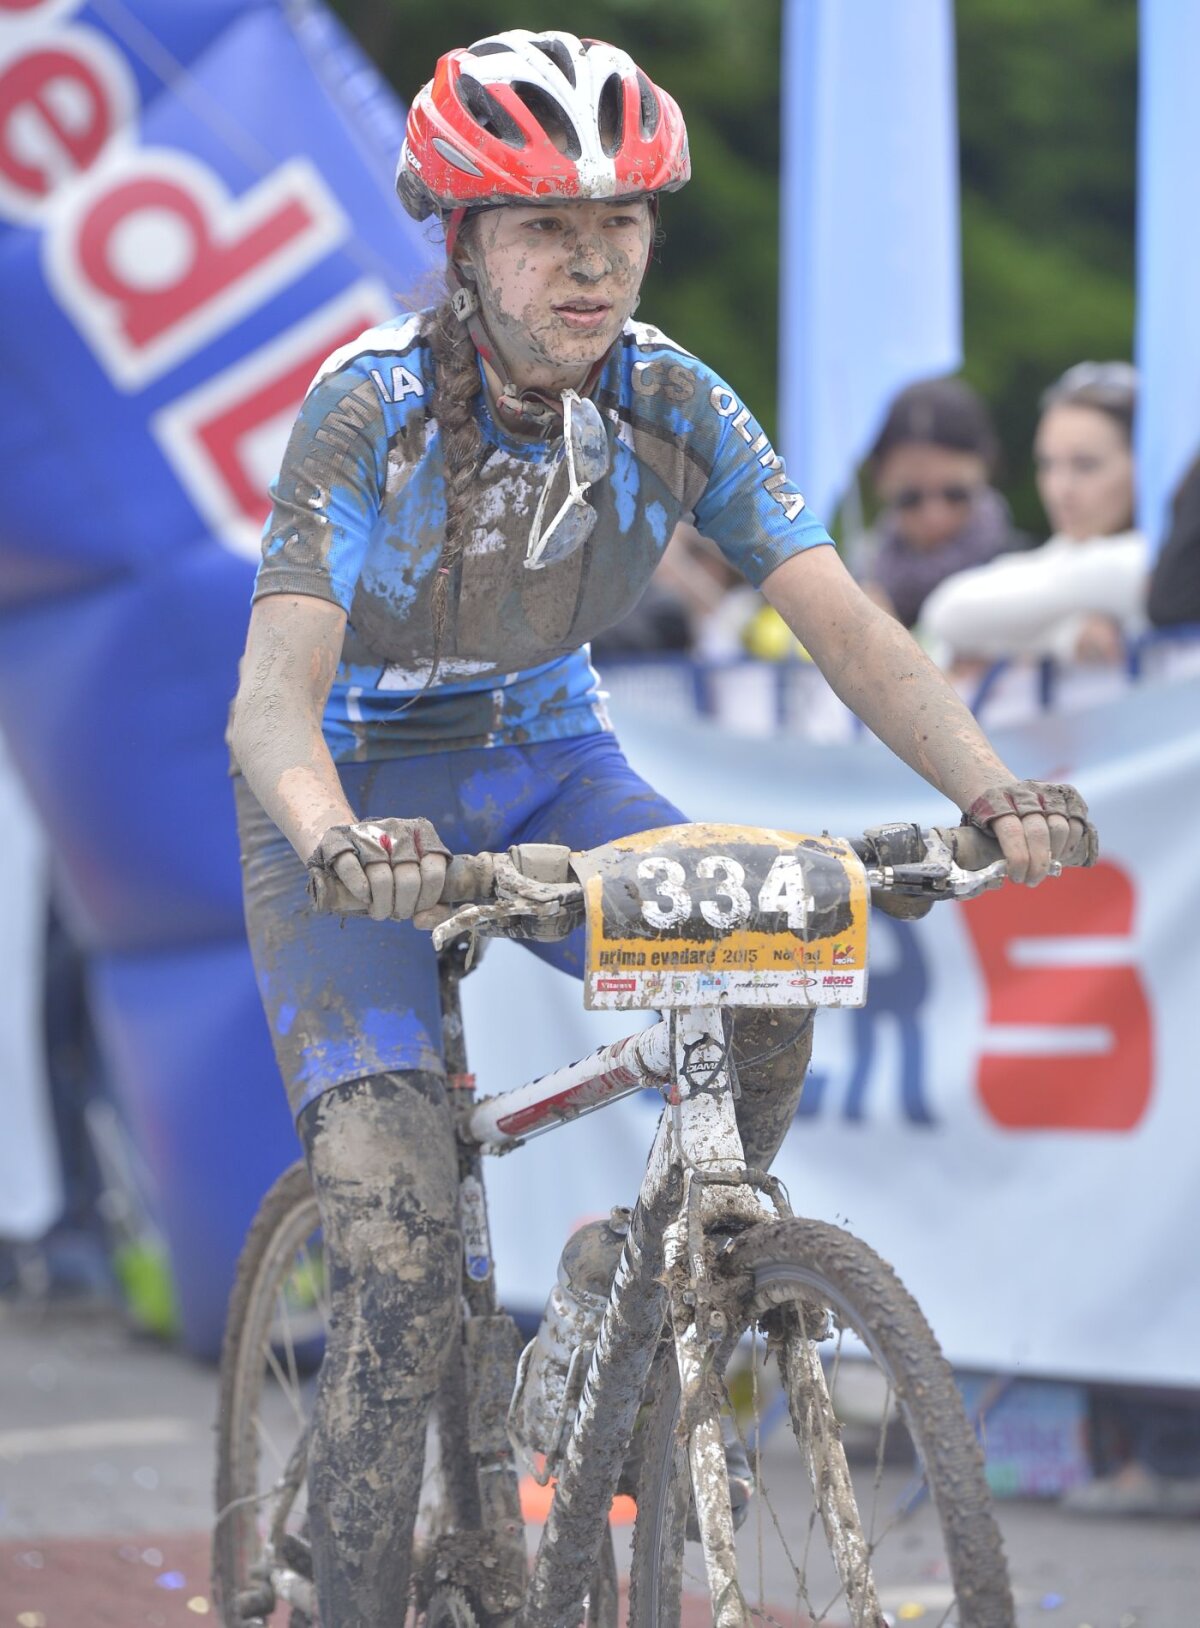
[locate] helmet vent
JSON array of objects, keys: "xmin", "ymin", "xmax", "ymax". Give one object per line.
[
  {"xmin": 432, "ymin": 137, "xmax": 484, "ymax": 178},
  {"xmin": 468, "ymin": 40, "xmax": 514, "ymax": 58},
  {"xmin": 597, "ymin": 73, "xmax": 623, "ymax": 155},
  {"xmin": 530, "ymin": 36, "xmax": 576, "ymax": 87},
  {"xmin": 636, "ymin": 71, "xmax": 661, "ymax": 139},
  {"xmin": 457, "ymin": 74, "xmax": 527, "ymax": 148},
  {"xmin": 512, "ymin": 82, "xmax": 581, "ymax": 159}
]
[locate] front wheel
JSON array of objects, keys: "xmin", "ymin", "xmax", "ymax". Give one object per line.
[{"xmin": 628, "ymin": 1218, "xmax": 1014, "ymax": 1628}]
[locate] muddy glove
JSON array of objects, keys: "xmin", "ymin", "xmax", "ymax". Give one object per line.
[
  {"xmin": 307, "ymin": 817, "xmax": 450, "ymax": 925},
  {"xmin": 963, "ymin": 780, "xmax": 1098, "ymax": 886}
]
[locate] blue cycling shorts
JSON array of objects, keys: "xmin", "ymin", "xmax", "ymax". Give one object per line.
[{"xmin": 235, "ymin": 733, "xmax": 687, "ymax": 1117}]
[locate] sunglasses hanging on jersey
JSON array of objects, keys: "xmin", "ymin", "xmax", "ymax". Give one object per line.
[{"xmin": 525, "ymin": 390, "xmax": 611, "ymax": 570}]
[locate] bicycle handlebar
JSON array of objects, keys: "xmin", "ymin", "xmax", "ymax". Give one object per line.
[{"xmin": 309, "ymin": 822, "xmax": 1016, "ymax": 919}]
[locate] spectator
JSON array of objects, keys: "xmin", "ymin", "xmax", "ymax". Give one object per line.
[
  {"xmin": 1148, "ymin": 452, "xmax": 1200, "ymax": 627},
  {"xmin": 857, "ymin": 377, "xmax": 1021, "ymax": 630},
  {"xmin": 921, "ymin": 362, "xmax": 1147, "ymax": 665}
]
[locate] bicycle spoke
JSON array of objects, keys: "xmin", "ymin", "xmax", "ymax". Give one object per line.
[
  {"xmin": 272, "ymin": 1288, "xmax": 305, "ymax": 1428},
  {"xmin": 254, "ymin": 1407, "xmax": 288, "ymax": 1476},
  {"xmin": 280, "ymin": 1270, "xmax": 302, "ymax": 1402},
  {"xmin": 262, "ymin": 1320, "xmax": 306, "ymax": 1432},
  {"xmin": 867, "ymin": 1378, "xmax": 893, "ymax": 1549}
]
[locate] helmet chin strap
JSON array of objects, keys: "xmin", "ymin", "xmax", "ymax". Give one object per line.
[{"xmin": 444, "ymin": 203, "xmax": 652, "ymax": 436}]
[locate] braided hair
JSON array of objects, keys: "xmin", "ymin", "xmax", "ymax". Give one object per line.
[{"xmin": 425, "ymin": 279, "xmax": 486, "ymax": 656}]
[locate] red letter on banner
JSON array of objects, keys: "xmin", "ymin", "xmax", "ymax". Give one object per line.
[
  {"xmin": 152, "ymin": 281, "xmax": 395, "ymax": 558},
  {"xmin": 45, "ymin": 149, "xmax": 346, "ymax": 388},
  {"xmin": 0, "ymin": 28, "xmax": 135, "ymax": 222},
  {"xmin": 962, "ymin": 862, "xmax": 1152, "ymax": 1131}
]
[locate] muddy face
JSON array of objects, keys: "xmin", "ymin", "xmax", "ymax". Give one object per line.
[{"xmin": 458, "ymin": 199, "xmax": 654, "ymax": 396}]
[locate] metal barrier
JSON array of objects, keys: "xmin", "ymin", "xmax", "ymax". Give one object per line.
[{"xmin": 595, "ymin": 626, "xmax": 1200, "ymax": 739}]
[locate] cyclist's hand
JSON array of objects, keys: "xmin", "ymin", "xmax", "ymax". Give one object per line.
[
  {"xmin": 307, "ymin": 817, "xmax": 449, "ymax": 924},
  {"xmin": 963, "ymin": 780, "xmax": 1098, "ymax": 886}
]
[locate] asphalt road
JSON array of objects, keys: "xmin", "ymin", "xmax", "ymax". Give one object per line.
[{"xmin": 1, "ymin": 1301, "xmax": 1197, "ymax": 1627}]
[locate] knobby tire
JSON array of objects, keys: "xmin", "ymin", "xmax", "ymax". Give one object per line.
[{"xmin": 627, "ymin": 1217, "xmax": 1014, "ymax": 1628}]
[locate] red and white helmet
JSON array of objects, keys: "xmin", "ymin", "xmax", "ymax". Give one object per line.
[{"xmin": 397, "ymin": 29, "xmax": 690, "ymax": 219}]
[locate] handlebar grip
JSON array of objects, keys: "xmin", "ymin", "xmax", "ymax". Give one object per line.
[
  {"xmin": 442, "ymin": 852, "xmax": 497, "ymax": 903},
  {"xmin": 941, "ymin": 821, "xmax": 1092, "ymax": 872},
  {"xmin": 938, "ymin": 824, "xmax": 1003, "ymax": 871},
  {"xmin": 308, "ymin": 851, "xmax": 498, "ymax": 916}
]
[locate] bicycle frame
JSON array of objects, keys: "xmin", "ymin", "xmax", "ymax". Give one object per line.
[{"xmin": 445, "ymin": 969, "xmax": 863, "ymax": 1628}]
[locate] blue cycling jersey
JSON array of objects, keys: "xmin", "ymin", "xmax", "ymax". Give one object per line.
[{"xmin": 254, "ymin": 311, "xmax": 833, "ymax": 759}]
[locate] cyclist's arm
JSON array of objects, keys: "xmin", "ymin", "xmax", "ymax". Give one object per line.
[
  {"xmin": 761, "ymin": 546, "xmax": 1053, "ymax": 883},
  {"xmin": 229, "ymin": 593, "xmax": 356, "ymax": 863}
]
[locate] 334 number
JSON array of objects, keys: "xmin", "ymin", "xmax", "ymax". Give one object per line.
[{"xmin": 636, "ymin": 854, "xmax": 813, "ymax": 931}]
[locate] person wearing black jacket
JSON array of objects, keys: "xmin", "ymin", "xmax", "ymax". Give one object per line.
[{"xmin": 1148, "ymin": 454, "xmax": 1200, "ymax": 626}]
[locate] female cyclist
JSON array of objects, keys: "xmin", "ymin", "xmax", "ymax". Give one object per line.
[{"xmin": 229, "ymin": 30, "xmax": 1095, "ymax": 1623}]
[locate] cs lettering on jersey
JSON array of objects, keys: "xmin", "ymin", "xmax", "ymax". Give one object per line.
[
  {"xmin": 708, "ymin": 385, "xmax": 806, "ymax": 522},
  {"xmin": 631, "ymin": 359, "xmax": 695, "ymax": 404}
]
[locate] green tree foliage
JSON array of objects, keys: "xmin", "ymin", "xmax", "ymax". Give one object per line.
[
  {"xmin": 957, "ymin": 0, "xmax": 1136, "ymax": 529},
  {"xmin": 333, "ymin": 0, "xmax": 1136, "ymax": 535}
]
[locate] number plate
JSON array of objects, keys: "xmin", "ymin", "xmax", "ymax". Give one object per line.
[{"xmin": 575, "ymin": 824, "xmax": 869, "ymax": 1011}]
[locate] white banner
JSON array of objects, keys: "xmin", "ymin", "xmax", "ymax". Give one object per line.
[{"xmin": 464, "ymin": 676, "xmax": 1200, "ymax": 1387}]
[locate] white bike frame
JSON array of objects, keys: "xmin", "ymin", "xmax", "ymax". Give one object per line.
[{"xmin": 466, "ymin": 1006, "xmax": 879, "ymax": 1628}]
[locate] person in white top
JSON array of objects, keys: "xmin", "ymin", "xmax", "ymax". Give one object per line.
[{"xmin": 920, "ymin": 362, "xmax": 1146, "ymax": 667}]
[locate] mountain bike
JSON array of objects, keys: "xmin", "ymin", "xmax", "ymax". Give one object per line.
[{"xmin": 214, "ymin": 817, "xmax": 1033, "ymax": 1627}]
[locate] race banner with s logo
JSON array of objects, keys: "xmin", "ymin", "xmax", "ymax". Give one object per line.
[{"xmin": 465, "ymin": 675, "xmax": 1200, "ymax": 1389}]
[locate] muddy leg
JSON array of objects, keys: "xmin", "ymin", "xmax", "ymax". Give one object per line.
[
  {"xmin": 298, "ymin": 1071, "xmax": 461, "ymax": 1626},
  {"xmin": 730, "ymin": 1009, "xmax": 814, "ymax": 1170}
]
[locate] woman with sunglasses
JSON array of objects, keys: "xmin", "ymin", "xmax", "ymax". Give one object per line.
[
  {"xmin": 921, "ymin": 362, "xmax": 1147, "ymax": 666},
  {"xmin": 859, "ymin": 376, "xmax": 1022, "ymax": 629},
  {"xmin": 228, "ymin": 31, "xmax": 1096, "ymax": 1622}
]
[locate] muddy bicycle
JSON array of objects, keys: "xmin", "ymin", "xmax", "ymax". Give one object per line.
[{"xmin": 214, "ymin": 817, "xmax": 1037, "ymax": 1627}]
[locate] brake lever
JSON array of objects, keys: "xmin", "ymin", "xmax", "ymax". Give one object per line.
[
  {"xmin": 432, "ymin": 854, "xmax": 584, "ymax": 951},
  {"xmin": 865, "ymin": 829, "xmax": 1034, "ymax": 902}
]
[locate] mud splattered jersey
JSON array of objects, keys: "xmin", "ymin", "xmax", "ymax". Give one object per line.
[{"xmin": 254, "ymin": 311, "xmax": 834, "ymax": 759}]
